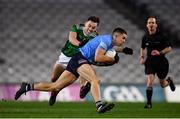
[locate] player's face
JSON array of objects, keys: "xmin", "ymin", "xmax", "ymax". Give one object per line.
[
  {"xmin": 147, "ymin": 18, "xmax": 157, "ymax": 34},
  {"xmin": 84, "ymin": 21, "xmax": 98, "ymax": 35},
  {"xmin": 113, "ymin": 33, "xmax": 127, "ymax": 46}
]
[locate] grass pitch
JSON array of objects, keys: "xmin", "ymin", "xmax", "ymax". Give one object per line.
[{"xmin": 0, "ymin": 101, "xmax": 180, "ymax": 118}]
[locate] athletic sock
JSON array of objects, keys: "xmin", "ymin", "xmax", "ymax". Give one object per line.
[
  {"xmin": 30, "ymin": 83, "xmax": 34, "ymax": 90},
  {"xmin": 96, "ymin": 101, "xmax": 103, "ymax": 110},
  {"xmin": 167, "ymin": 77, "xmax": 171, "ymax": 85},
  {"xmin": 27, "ymin": 83, "xmax": 34, "ymax": 91},
  {"xmin": 146, "ymin": 87, "xmax": 153, "ymax": 105}
]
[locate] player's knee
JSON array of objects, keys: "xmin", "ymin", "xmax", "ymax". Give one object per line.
[
  {"xmin": 160, "ymin": 83, "xmax": 166, "ymax": 88},
  {"xmin": 97, "ymin": 79, "xmax": 100, "ymax": 84},
  {"xmin": 160, "ymin": 80, "xmax": 168, "ymax": 88}
]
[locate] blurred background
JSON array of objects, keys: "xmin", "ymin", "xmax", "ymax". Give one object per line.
[{"xmin": 0, "ymin": 0, "xmax": 180, "ymax": 102}]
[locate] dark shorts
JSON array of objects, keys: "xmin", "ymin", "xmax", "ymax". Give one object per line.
[
  {"xmin": 144, "ymin": 56, "xmax": 169, "ymax": 79},
  {"xmin": 66, "ymin": 52, "xmax": 89, "ymax": 78}
]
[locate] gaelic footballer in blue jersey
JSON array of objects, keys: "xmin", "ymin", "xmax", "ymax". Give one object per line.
[{"xmin": 15, "ymin": 27, "xmax": 133, "ymax": 113}]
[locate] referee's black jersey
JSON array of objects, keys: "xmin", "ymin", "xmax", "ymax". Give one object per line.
[{"xmin": 141, "ymin": 31, "xmax": 171, "ymax": 57}]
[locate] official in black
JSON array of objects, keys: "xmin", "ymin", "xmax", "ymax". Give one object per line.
[{"xmin": 140, "ymin": 17, "xmax": 176, "ymax": 109}]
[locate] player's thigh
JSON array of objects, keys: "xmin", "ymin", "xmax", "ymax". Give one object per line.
[
  {"xmin": 53, "ymin": 70, "xmax": 77, "ymax": 90},
  {"xmin": 51, "ymin": 63, "xmax": 65, "ymax": 81},
  {"xmin": 144, "ymin": 58, "xmax": 155, "ymax": 75},
  {"xmin": 52, "ymin": 53, "xmax": 71, "ymax": 81},
  {"xmin": 77, "ymin": 64, "xmax": 97, "ymax": 83}
]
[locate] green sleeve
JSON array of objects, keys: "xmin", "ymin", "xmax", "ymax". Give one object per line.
[{"xmin": 70, "ymin": 24, "xmax": 78, "ymax": 32}]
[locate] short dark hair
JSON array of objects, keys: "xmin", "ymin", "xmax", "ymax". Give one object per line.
[
  {"xmin": 87, "ymin": 16, "xmax": 100, "ymax": 25},
  {"xmin": 147, "ymin": 16, "xmax": 158, "ymax": 23},
  {"xmin": 147, "ymin": 16, "xmax": 157, "ymax": 20},
  {"xmin": 113, "ymin": 27, "xmax": 127, "ymax": 35}
]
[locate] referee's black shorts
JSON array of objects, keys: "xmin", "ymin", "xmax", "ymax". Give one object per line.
[
  {"xmin": 66, "ymin": 52, "xmax": 89, "ymax": 78},
  {"xmin": 144, "ymin": 56, "xmax": 169, "ymax": 79}
]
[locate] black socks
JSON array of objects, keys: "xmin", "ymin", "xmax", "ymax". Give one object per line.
[{"xmin": 146, "ymin": 87, "xmax": 153, "ymax": 105}]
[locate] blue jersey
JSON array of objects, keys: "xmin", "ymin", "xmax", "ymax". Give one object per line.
[{"xmin": 80, "ymin": 35, "xmax": 113, "ymax": 63}]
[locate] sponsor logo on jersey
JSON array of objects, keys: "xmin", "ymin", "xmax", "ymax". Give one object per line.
[{"xmin": 78, "ymin": 59, "xmax": 87, "ymax": 64}]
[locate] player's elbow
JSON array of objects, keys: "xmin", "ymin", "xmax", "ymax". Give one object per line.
[
  {"xmin": 168, "ymin": 46, "xmax": 172, "ymax": 52},
  {"xmin": 94, "ymin": 55, "xmax": 103, "ymax": 62}
]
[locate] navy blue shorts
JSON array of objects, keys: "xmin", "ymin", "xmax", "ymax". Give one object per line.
[
  {"xmin": 144, "ymin": 56, "xmax": 169, "ymax": 79},
  {"xmin": 66, "ymin": 52, "xmax": 89, "ymax": 78}
]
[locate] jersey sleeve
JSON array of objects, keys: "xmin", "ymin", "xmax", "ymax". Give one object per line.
[
  {"xmin": 162, "ymin": 34, "xmax": 172, "ymax": 47},
  {"xmin": 97, "ymin": 40, "xmax": 108, "ymax": 51},
  {"xmin": 70, "ymin": 24, "xmax": 78, "ymax": 32},
  {"xmin": 141, "ymin": 35, "xmax": 146, "ymax": 49}
]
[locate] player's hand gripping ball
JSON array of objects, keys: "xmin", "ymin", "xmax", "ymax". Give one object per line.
[
  {"xmin": 92, "ymin": 49, "xmax": 119, "ymax": 66},
  {"xmin": 105, "ymin": 49, "xmax": 116, "ymax": 58},
  {"xmin": 105, "ymin": 49, "xmax": 119, "ymax": 63}
]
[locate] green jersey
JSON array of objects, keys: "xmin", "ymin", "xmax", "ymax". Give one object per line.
[{"xmin": 61, "ymin": 24, "xmax": 98, "ymax": 57}]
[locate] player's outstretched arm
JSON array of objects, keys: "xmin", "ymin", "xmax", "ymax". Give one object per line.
[
  {"xmin": 113, "ymin": 46, "xmax": 133, "ymax": 55},
  {"xmin": 122, "ymin": 47, "xmax": 133, "ymax": 55}
]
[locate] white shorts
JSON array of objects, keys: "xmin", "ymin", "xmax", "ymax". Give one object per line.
[{"xmin": 56, "ymin": 52, "xmax": 72, "ymax": 69}]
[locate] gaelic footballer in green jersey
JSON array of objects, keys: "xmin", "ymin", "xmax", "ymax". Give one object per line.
[
  {"xmin": 49, "ymin": 16, "xmax": 100, "ymax": 105},
  {"xmin": 61, "ymin": 24, "xmax": 98, "ymax": 57}
]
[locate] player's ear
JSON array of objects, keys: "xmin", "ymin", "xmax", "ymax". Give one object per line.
[{"xmin": 112, "ymin": 33, "xmax": 117, "ymax": 41}]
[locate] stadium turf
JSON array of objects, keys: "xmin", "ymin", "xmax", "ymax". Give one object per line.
[{"xmin": 0, "ymin": 101, "xmax": 180, "ymax": 118}]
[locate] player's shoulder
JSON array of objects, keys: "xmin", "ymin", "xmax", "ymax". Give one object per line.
[
  {"xmin": 100, "ymin": 35, "xmax": 112, "ymax": 44},
  {"xmin": 76, "ymin": 24, "xmax": 84, "ymax": 30},
  {"xmin": 155, "ymin": 30, "xmax": 168, "ymax": 40},
  {"xmin": 158, "ymin": 31, "xmax": 167, "ymax": 37},
  {"xmin": 142, "ymin": 32, "xmax": 148, "ymax": 41},
  {"xmin": 103, "ymin": 34, "xmax": 112, "ymax": 40},
  {"xmin": 142, "ymin": 31, "xmax": 148, "ymax": 37},
  {"xmin": 71, "ymin": 24, "xmax": 84, "ymax": 30}
]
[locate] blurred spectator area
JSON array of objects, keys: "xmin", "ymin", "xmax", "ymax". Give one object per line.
[
  {"xmin": 0, "ymin": 0, "xmax": 179, "ymax": 84},
  {"xmin": 106, "ymin": 0, "xmax": 180, "ymax": 47}
]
